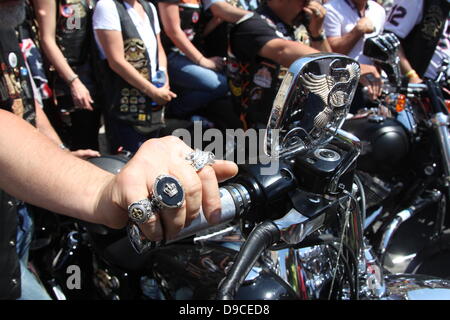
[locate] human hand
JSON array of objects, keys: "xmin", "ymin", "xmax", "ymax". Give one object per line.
[
  {"xmin": 355, "ymin": 17, "xmax": 375, "ymax": 35},
  {"xmin": 100, "ymin": 136, "xmax": 238, "ymax": 240},
  {"xmin": 409, "ymin": 76, "xmax": 423, "ymax": 84},
  {"xmin": 70, "ymin": 78, "xmax": 94, "ymax": 111},
  {"xmin": 303, "ymin": 1, "xmax": 327, "ymax": 37},
  {"xmin": 71, "ymin": 149, "xmax": 101, "ymax": 160},
  {"xmin": 147, "ymin": 86, "xmax": 177, "ymax": 105},
  {"xmin": 199, "ymin": 56, "xmax": 225, "ymax": 71},
  {"xmin": 405, "ymin": 70, "xmax": 423, "ymax": 84},
  {"xmin": 360, "ymin": 64, "xmax": 382, "ymax": 100}
]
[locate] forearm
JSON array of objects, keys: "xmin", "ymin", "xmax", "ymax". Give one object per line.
[
  {"xmin": 166, "ymin": 28, "xmax": 204, "ymax": 63},
  {"xmin": 260, "ymin": 39, "xmax": 318, "ymax": 68},
  {"xmin": 33, "ymin": 0, "xmax": 75, "ymax": 83},
  {"xmin": 0, "ymin": 110, "xmax": 123, "ymax": 228},
  {"xmin": 203, "ymin": 17, "xmax": 223, "ymax": 37},
  {"xmin": 327, "ymin": 28, "xmax": 363, "ymax": 55},
  {"xmin": 157, "ymin": 35, "xmax": 168, "ymax": 71},
  {"xmin": 210, "ymin": 2, "xmax": 248, "ymax": 23},
  {"xmin": 398, "ymin": 45, "xmax": 414, "ymax": 74},
  {"xmin": 40, "ymin": 38, "xmax": 76, "ymax": 82},
  {"xmin": 310, "ymin": 38, "xmax": 332, "ymax": 53},
  {"xmin": 157, "ymin": 39, "xmax": 170, "ymax": 87},
  {"xmin": 108, "ymin": 57, "xmax": 157, "ymax": 94}
]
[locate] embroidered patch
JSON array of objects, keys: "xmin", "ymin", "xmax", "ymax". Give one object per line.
[
  {"xmin": 192, "ymin": 11, "xmax": 200, "ymax": 24},
  {"xmin": 229, "ymin": 79, "xmax": 242, "ymax": 97},
  {"xmin": 124, "ymin": 38, "xmax": 150, "ymax": 80},
  {"xmin": 60, "ymin": 4, "xmax": 75, "ymax": 18},
  {"xmin": 8, "ymin": 53, "xmax": 17, "ymax": 68},
  {"xmin": 253, "ymin": 66, "xmax": 272, "ymax": 88}
]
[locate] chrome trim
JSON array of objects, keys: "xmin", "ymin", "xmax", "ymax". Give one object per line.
[
  {"xmin": 265, "ymin": 53, "xmax": 360, "ymax": 159},
  {"xmin": 328, "ymin": 129, "xmax": 361, "ymax": 194},
  {"xmin": 383, "ymin": 274, "xmax": 450, "ymax": 300}
]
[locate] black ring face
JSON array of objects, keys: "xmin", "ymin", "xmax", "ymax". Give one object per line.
[{"xmin": 154, "ymin": 175, "xmax": 184, "ymax": 208}]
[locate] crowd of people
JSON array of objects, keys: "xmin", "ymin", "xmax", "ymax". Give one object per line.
[{"xmin": 1, "ymin": 0, "xmax": 449, "ymax": 300}]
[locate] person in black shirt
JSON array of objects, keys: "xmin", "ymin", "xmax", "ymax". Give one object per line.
[{"xmin": 228, "ymin": 0, "xmax": 331, "ymax": 128}]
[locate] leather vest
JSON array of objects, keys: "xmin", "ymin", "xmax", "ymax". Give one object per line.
[
  {"xmin": 227, "ymin": 8, "xmax": 306, "ymax": 128},
  {"xmin": 0, "ymin": 28, "xmax": 36, "ymax": 125},
  {"xmin": 161, "ymin": 0, "xmax": 203, "ymax": 53},
  {"xmin": 0, "ymin": 28, "xmax": 37, "ymax": 299},
  {"xmin": 402, "ymin": 0, "xmax": 450, "ymax": 77},
  {"xmin": 101, "ymin": 0, "xmax": 163, "ymax": 133},
  {"xmin": 0, "ymin": 192, "xmax": 22, "ymax": 299},
  {"xmin": 56, "ymin": 0, "xmax": 95, "ymax": 66}
]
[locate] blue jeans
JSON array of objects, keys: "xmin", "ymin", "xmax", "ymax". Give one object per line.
[
  {"xmin": 105, "ymin": 115, "xmax": 161, "ymax": 154},
  {"xmin": 16, "ymin": 205, "xmax": 51, "ymax": 300},
  {"xmin": 167, "ymin": 52, "xmax": 228, "ymax": 118}
]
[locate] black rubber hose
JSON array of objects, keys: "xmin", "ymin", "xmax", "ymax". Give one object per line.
[
  {"xmin": 216, "ymin": 221, "xmax": 280, "ymax": 300},
  {"xmin": 426, "ymin": 79, "xmax": 449, "ymax": 115}
]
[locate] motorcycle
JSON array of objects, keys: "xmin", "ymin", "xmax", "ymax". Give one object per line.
[
  {"xmin": 32, "ymin": 53, "xmax": 450, "ymax": 300},
  {"xmin": 342, "ymin": 33, "xmax": 450, "ymax": 278}
]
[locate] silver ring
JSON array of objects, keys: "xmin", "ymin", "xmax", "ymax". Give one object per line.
[
  {"xmin": 186, "ymin": 149, "xmax": 215, "ymax": 172},
  {"xmin": 127, "ymin": 222, "xmax": 161, "ymax": 254},
  {"xmin": 151, "ymin": 174, "xmax": 185, "ymax": 209},
  {"xmin": 127, "ymin": 198, "xmax": 154, "ymax": 224}
]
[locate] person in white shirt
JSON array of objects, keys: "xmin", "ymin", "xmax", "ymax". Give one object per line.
[
  {"xmin": 93, "ymin": 0, "xmax": 176, "ymax": 153},
  {"xmin": 384, "ymin": 0, "xmax": 450, "ymax": 83},
  {"xmin": 323, "ymin": 0, "xmax": 386, "ymax": 101}
]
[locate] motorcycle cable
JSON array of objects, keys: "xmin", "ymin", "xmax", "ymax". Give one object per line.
[
  {"xmin": 216, "ymin": 220, "xmax": 281, "ymax": 300},
  {"xmin": 270, "ymin": 234, "xmax": 359, "ymax": 299},
  {"xmin": 425, "ymin": 79, "xmax": 449, "ymax": 115}
]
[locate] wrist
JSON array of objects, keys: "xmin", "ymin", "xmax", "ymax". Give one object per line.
[
  {"xmin": 143, "ymin": 83, "xmax": 157, "ymax": 98},
  {"xmin": 67, "ymin": 74, "xmax": 79, "ymax": 86},
  {"xmin": 352, "ymin": 26, "xmax": 365, "ymax": 37},
  {"xmin": 405, "ymin": 69, "xmax": 419, "ymax": 79},
  {"xmin": 196, "ymin": 56, "xmax": 204, "ymax": 65},
  {"xmin": 309, "ymin": 30, "xmax": 326, "ymax": 42},
  {"xmin": 93, "ymin": 174, "xmax": 126, "ymax": 229}
]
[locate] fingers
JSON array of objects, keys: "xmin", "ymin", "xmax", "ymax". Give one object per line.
[
  {"xmin": 211, "ymin": 160, "xmax": 238, "ymax": 182},
  {"xmin": 197, "ymin": 165, "xmax": 222, "ymax": 225},
  {"xmin": 72, "ymin": 93, "xmax": 93, "ymax": 110},
  {"xmin": 305, "ymin": 1, "xmax": 326, "ymax": 18},
  {"xmin": 169, "ymin": 160, "xmax": 202, "ymax": 227},
  {"xmin": 71, "ymin": 149, "xmax": 101, "ymax": 159},
  {"xmin": 168, "ymin": 90, "xmax": 177, "ymax": 99},
  {"xmin": 118, "ymin": 136, "xmax": 239, "ymax": 243},
  {"xmin": 139, "ymin": 213, "xmax": 164, "ymax": 241},
  {"xmin": 211, "ymin": 57, "xmax": 226, "ymax": 70},
  {"xmin": 82, "ymin": 96, "xmax": 93, "ymax": 110},
  {"xmin": 115, "ymin": 150, "xmax": 168, "ymax": 241}
]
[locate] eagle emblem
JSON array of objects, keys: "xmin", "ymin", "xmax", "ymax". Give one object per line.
[{"xmin": 301, "ymin": 60, "xmax": 360, "ymax": 128}]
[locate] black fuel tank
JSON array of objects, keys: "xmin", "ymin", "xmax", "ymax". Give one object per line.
[{"xmin": 342, "ymin": 116, "xmax": 410, "ymax": 176}]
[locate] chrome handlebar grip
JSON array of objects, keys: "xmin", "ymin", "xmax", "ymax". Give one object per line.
[{"xmin": 165, "ymin": 184, "xmax": 250, "ymax": 244}]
